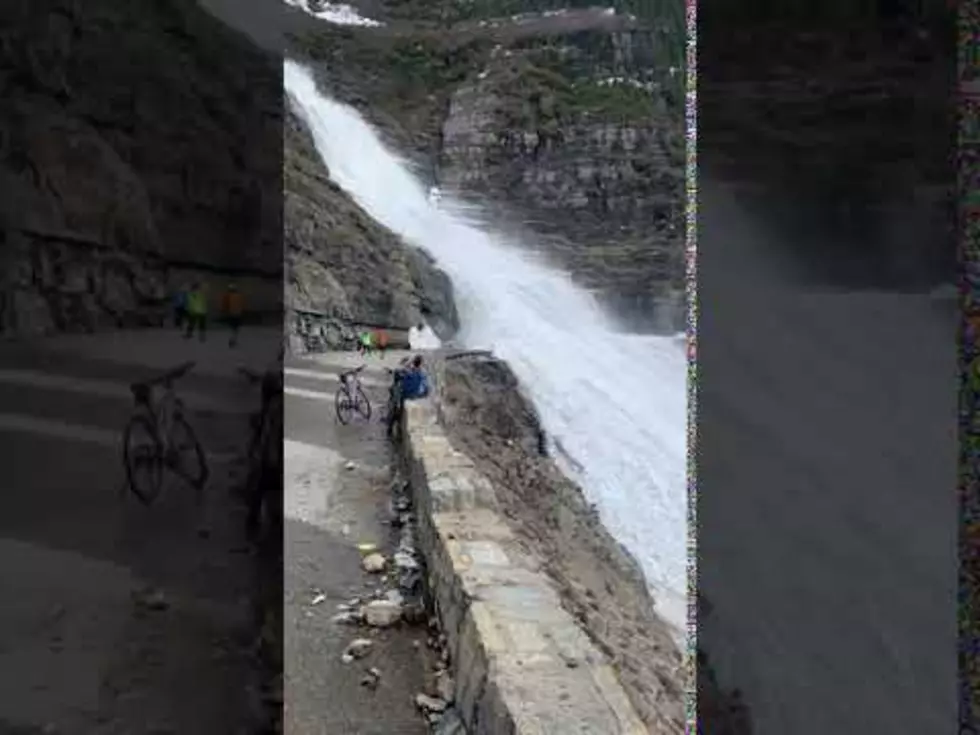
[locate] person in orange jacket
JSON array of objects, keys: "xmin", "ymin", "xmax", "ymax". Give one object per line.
[
  {"xmin": 375, "ymin": 327, "xmax": 390, "ymax": 356},
  {"xmin": 221, "ymin": 283, "xmax": 245, "ymax": 347}
]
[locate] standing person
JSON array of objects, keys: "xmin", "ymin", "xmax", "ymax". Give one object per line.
[
  {"xmin": 172, "ymin": 285, "xmax": 189, "ymax": 330},
  {"xmin": 185, "ymin": 282, "xmax": 208, "ymax": 341},
  {"xmin": 375, "ymin": 328, "xmax": 389, "ymax": 356},
  {"xmin": 221, "ymin": 283, "xmax": 245, "ymax": 347},
  {"xmin": 386, "ymin": 355, "xmax": 429, "ymax": 439},
  {"xmin": 358, "ymin": 330, "xmax": 373, "ymax": 357}
]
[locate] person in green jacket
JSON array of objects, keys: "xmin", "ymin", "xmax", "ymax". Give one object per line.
[
  {"xmin": 184, "ymin": 282, "xmax": 208, "ymax": 341},
  {"xmin": 358, "ymin": 331, "xmax": 373, "ymax": 356}
]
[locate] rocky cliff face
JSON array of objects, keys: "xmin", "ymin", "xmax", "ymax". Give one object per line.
[
  {"xmin": 284, "ymin": 111, "xmax": 459, "ymax": 340},
  {"xmin": 438, "ymin": 27, "xmax": 684, "ymax": 324},
  {"xmin": 0, "ymin": 0, "xmax": 282, "ymax": 336}
]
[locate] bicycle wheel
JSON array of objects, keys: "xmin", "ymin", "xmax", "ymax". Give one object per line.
[
  {"xmin": 335, "ymin": 387, "xmax": 353, "ymax": 424},
  {"xmin": 123, "ymin": 415, "xmax": 164, "ymax": 505},
  {"xmin": 169, "ymin": 415, "xmax": 209, "ymax": 490},
  {"xmin": 355, "ymin": 386, "xmax": 371, "ymax": 420}
]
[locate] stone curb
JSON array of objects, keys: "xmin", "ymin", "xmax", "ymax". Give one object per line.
[{"xmin": 400, "ymin": 399, "xmax": 649, "ymax": 735}]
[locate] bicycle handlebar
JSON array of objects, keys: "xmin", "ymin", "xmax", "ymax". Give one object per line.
[
  {"xmin": 339, "ymin": 365, "xmax": 366, "ymax": 380},
  {"xmin": 129, "ymin": 361, "xmax": 195, "ymax": 403}
]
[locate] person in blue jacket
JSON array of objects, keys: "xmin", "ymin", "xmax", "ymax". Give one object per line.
[
  {"xmin": 400, "ymin": 355, "xmax": 430, "ymax": 400},
  {"xmin": 386, "ymin": 355, "xmax": 429, "ymax": 439}
]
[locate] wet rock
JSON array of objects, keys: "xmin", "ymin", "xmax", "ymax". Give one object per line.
[
  {"xmin": 432, "ymin": 708, "xmax": 466, "ymax": 735},
  {"xmin": 402, "ymin": 600, "xmax": 427, "ymax": 625},
  {"xmin": 361, "ymin": 552, "xmax": 387, "ymax": 574},
  {"xmin": 363, "ymin": 599, "xmax": 402, "ymax": 627},
  {"xmin": 435, "ymin": 671, "xmax": 455, "ymax": 703},
  {"xmin": 385, "ymin": 589, "xmax": 405, "ymax": 607},
  {"xmin": 330, "ymin": 611, "xmax": 362, "ymax": 626},
  {"xmin": 393, "ymin": 550, "xmax": 419, "ymax": 571},
  {"xmin": 360, "ymin": 667, "xmax": 382, "ymax": 690},
  {"xmin": 414, "ymin": 693, "xmax": 448, "ymax": 714},
  {"xmin": 342, "ymin": 638, "xmax": 374, "ymax": 663},
  {"xmin": 399, "ymin": 568, "xmax": 423, "ymax": 596}
]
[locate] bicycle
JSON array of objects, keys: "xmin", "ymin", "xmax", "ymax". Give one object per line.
[
  {"xmin": 122, "ymin": 361, "xmax": 209, "ymax": 505},
  {"xmin": 335, "ymin": 365, "xmax": 371, "ymax": 424},
  {"xmin": 239, "ymin": 367, "xmax": 284, "ymax": 540}
]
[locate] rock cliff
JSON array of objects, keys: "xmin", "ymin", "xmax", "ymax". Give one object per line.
[
  {"xmin": 284, "ymin": 110, "xmax": 459, "ymax": 339},
  {"xmin": 0, "ymin": 0, "xmax": 282, "ymax": 336}
]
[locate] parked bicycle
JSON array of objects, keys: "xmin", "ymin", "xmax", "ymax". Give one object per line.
[
  {"xmin": 335, "ymin": 365, "xmax": 371, "ymax": 424},
  {"xmin": 238, "ymin": 367, "xmax": 284, "ymax": 540},
  {"xmin": 122, "ymin": 361, "xmax": 208, "ymax": 505}
]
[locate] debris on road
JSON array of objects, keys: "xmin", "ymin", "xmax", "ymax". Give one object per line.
[
  {"xmin": 311, "ymin": 593, "xmax": 327, "ymax": 606},
  {"xmin": 362, "ymin": 552, "xmax": 387, "ymax": 573},
  {"xmin": 342, "ymin": 638, "xmax": 374, "ymax": 663},
  {"xmin": 360, "ymin": 667, "xmax": 382, "ymax": 690},
  {"xmin": 363, "ymin": 599, "xmax": 402, "ymax": 627},
  {"xmin": 393, "ymin": 550, "xmax": 419, "ymax": 571},
  {"xmin": 414, "ymin": 693, "xmax": 448, "ymax": 714},
  {"xmin": 330, "ymin": 610, "xmax": 363, "ymax": 625}
]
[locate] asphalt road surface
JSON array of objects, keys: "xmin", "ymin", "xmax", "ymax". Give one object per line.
[
  {"xmin": 284, "ymin": 349, "xmax": 433, "ymax": 735},
  {"xmin": 697, "ymin": 178, "xmax": 958, "ymax": 734},
  {"xmin": 0, "ymin": 326, "xmax": 278, "ymax": 734}
]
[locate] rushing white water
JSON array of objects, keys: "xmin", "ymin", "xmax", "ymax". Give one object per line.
[
  {"xmin": 284, "ymin": 60, "xmax": 688, "ymax": 634},
  {"xmin": 282, "ymin": 0, "xmax": 382, "ymax": 26}
]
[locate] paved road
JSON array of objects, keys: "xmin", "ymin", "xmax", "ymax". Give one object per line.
[
  {"xmin": 698, "ymin": 179, "xmax": 957, "ymax": 734},
  {"xmin": 0, "ymin": 326, "xmax": 279, "ymax": 734},
  {"xmin": 284, "ymin": 349, "xmax": 432, "ymax": 735}
]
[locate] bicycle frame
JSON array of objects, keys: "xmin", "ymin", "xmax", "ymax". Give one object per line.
[
  {"xmin": 340, "ymin": 372, "xmax": 362, "ymax": 399},
  {"xmin": 138, "ymin": 383, "xmax": 181, "ymax": 454}
]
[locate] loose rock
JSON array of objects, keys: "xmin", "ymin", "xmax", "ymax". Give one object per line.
[
  {"xmin": 363, "ymin": 599, "xmax": 402, "ymax": 627},
  {"xmin": 384, "ymin": 589, "xmax": 405, "ymax": 607},
  {"xmin": 342, "ymin": 638, "xmax": 374, "ymax": 663},
  {"xmin": 394, "ymin": 551, "xmax": 419, "ymax": 571},
  {"xmin": 360, "ymin": 667, "xmax": 382, "ymax": 690},
  {"xmin": 435, "ymin": 671, "xmax": 455, "ymax": 703},
  {"xmin": 330, "ymin": 611, "xmax": 362, "ymax": 625},
  {"xmin": 414, "ymin": 693, "xmax": 448, "ymax": 714},
  {"xmin": 361, "ymin": 553, "xmax": 387, "ymax": 574}
]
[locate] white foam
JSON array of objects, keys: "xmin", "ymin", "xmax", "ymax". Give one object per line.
[{"xmin": 282, "ymin": 0, "xmax": 382, "ymax": 27}]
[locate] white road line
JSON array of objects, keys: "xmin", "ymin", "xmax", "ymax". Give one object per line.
[
  {"xmin": 0, "ymin": 414, "xmax": 118, "ymax": 448},
  {"xmin": 284, "ymin": 386, "xmax": 334, "ymax": 402},
  {"xmin": 284, "ymin": 367, "xmax": 388, "ymax": 388},
  {"xmin": 0, "ymin": 413, "xmax": 240, "ymax": 461},
  {"xmin": 0, "ymin": 369, "xmax": 248, "ymax": 414}
]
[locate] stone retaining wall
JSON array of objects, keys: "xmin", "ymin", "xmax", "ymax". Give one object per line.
[{"xmin": 399, "ymin": 397, "xmax": 649, "ymax": 734}]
